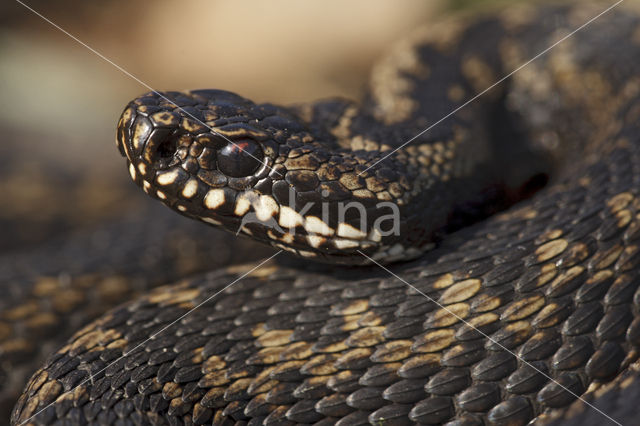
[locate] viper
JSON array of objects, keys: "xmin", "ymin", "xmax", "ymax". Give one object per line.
[{"xmin": 11, "ymin": 1, "xmax": 640, "ymax": 425}]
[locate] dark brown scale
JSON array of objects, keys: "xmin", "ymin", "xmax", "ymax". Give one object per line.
[
  {"xmin": 486, "ymin": 396, "xmax": 533, "ymax": 426},
  {"xmin": 369, "ymin": 403, "xmax": 413, "ymax": 425},
  {"xmin": 518, "ymin": 330, "xmax": 563, "ymax": 361},
  {"xmin": 484, "ymin": 322, "xmax": 532, "ymax": 351},
  {"xmin": 316, "ymin": 393, "xmax": 351, "ymax": 417},
  {"xmin": 456, "ymin": 383, "xmax": 501, "ymax": 413},
  {"xmin": 505, "ymin": 361, "xmax": 549, "ymax": 395},
  {"xmin": 585, "ymin": 342, "xmax": 625, "ymax": 380},
  {"xmin": 537, "ymin": 372, "xmax": 585, "ymax": 408},
  {"xmin": 409, "ymin": 396, "xmax": 455, "ymax": 424},
  {"xmin": 551, "ymin": 336, "xmax": 594, "ymax": 371},
  {"xmin": 383, "ymin": 379, "xmax": 426, "ymax": 404},
  {"xmin": 470, "ymin": 351, "xmax": 517, "ymax": 382}
]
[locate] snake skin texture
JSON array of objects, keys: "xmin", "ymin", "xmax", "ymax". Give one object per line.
[
  {"xmin": 11, "ymin": 1, "xmax": 640, "ymax": 425},
  {"xmin": 0, "ymin": 203, "xmax": 274, "ymax": 421}
]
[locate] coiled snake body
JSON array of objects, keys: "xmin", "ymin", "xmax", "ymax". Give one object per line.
[{"xmin": 12, "ymin": 2, "xmax": 640, "ymax": 425}]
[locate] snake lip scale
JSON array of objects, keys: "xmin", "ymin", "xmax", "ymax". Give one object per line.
[{"xmin": 11, "ymin": 1, "xmax": 640, "ymax": 425}]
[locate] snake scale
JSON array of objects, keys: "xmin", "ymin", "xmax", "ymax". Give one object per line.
[{"xmin": 10, "ymin": 1, "xmax": 640, "ymax": 425}]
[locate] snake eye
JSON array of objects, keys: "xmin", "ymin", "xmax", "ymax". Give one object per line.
[{"xmin": 217, "ymin": 139, "xmax": 264, "ymax": 177}]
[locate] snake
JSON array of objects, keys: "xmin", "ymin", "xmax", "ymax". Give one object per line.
[{"xmin": 10, "ymin": 1, "xmax": 640, "ymax": 425}]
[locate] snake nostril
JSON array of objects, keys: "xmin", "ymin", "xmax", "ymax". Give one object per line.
[
  {"xmin": 156, "ymin": 138, "xmax": 178, "ymax": 160},
  {"xmin": 144, "ymin": 129, "xmax": 180, "ymax": 169}
]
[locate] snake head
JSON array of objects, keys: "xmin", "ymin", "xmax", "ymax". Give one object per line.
[
  {"xmin": 116, "ymin": 89, "xmax": 280, "ymax": 184},
  {"xmin": 117, "ymin": 90, "xmax": 434, "ymax": 264},
  {"xmin": 116, "ymin": 89, "xmax": 289, "ymax": 225}
]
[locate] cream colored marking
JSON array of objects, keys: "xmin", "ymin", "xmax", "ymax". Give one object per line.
[
  {"xmin": 440, "ymin": 279, "xmax": 482, "ymax": 304},
  {"xmin": 156, "ymin": 190, "xmax": 167, "ymax": 200},
  {"xmin": 273, "ymin": 243, "xmax": 295, "ymax": 253},
  {"xmin": 234, "ymin": 195, "xmax": 251, "ymax": 216},
  {"xmin": 279, "ymin": 206, "xmax": 304, "ymax": 228},
  {"xmin": 177, "ymin": 205, "xmax": 187, "ymax": 212},
  {"xmin": 307, "ymin": 235, "xmax": 326, "ymax": 248},
  {"xmin": 376, "ymin": 191, "xmax": 392, "ymax": 201},
  {"xmin": 418, "ymin": 144, "xmax": 433, "ymax": 156},
  {"xmin": 607, "ymin": 192, "xmax": 633, "ymax": 212},
  {"xmin": 447, "ymin": 85, "xmax": 465, "ymax": 102},
  {"xmin": 359, "ymin": 240, "xmax": 376, "ymax": 250},
  {"xmin": 128, "ymin": 164, "xmax": 137, "ymax": 180},
  {"xmin": 280, "ymin": 233, "xmax": 294, "ymax": 244},
  {"xmin": 462, "ymin": 56, "xmax": 495, "ymax": 92},
  {"xmin": 131, "ymin": 123, "xmax": 149, "ymax": 152},
  {"xmin": 298, "ymin": 250, "xmax": 317, "ymax": 258},
  {"xmin": 204, "ymin": 189, "xmax": 226, "ymax": 210},
  {"xmin": 214, "ymin": 127, "xmax": 268, "ymax": 139},
  {"xmin": 267, "ymin": 230, "xmax": 280, "ymax": 240},
  {"xmin": 181, "ymin": 117, "xmax": 205, "ymax": 133},
  {"xmin": 368, "ymin": 228, "xmax": 382, "ymax": 243},
  {"xmin": 304, "ymin": 216, "xmax": 335, "ymax": 236},
  {"xmin": 137, "ymin": 163, "xmax": 147, "ymax": 176},
  {"xmin": 535, "ymin": 239, "xmax": 568, "ymax": 262},
  {"xmin": 150, "ymin": 111, "xmax": 177, "ymax": 126},
  {"xmin": 616, "ymin": 209, "xmax": 632, "ymax": 227},
  {"xmin": 432, "ymin": 274, "xmax": 454, "ymax": 289},
  {"xmin": 337, "ymin": 223, "xmax": 367, "ymax": 239},
  {"xmin": 181, "ymin": 179, "xmax": 198, "ymax": 199},
  {"xmin": 353, "ymin": 189, "xmax": 376, "ymax": 199},
  {"xmin": 201, "ymin": 217, "xmax": 221, "ymax": 226},
  {"xmin": 370, "ymin": 29, "xmax": 431, "ymax": 124},
  {"xmin": 156, "ymin": 169, "xmax": 180, "ymax": 186},
  {"xmin": 331, "ymin": 105, "xmax": 358, "ymax": 142},
  {"xmin": 351, "ymin": 135, "xmax": 366, "ymax": 151},
  {"xmin": 253, "ymin": 195, "xmax": 279, "ymax": 221},
  {"xmin": 333, "ymin": 239, "xmax": 360, "ymax": 249},
  {"xmin": 142, "ymin": 180, "xmax": 151, "ymax": 193}
]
